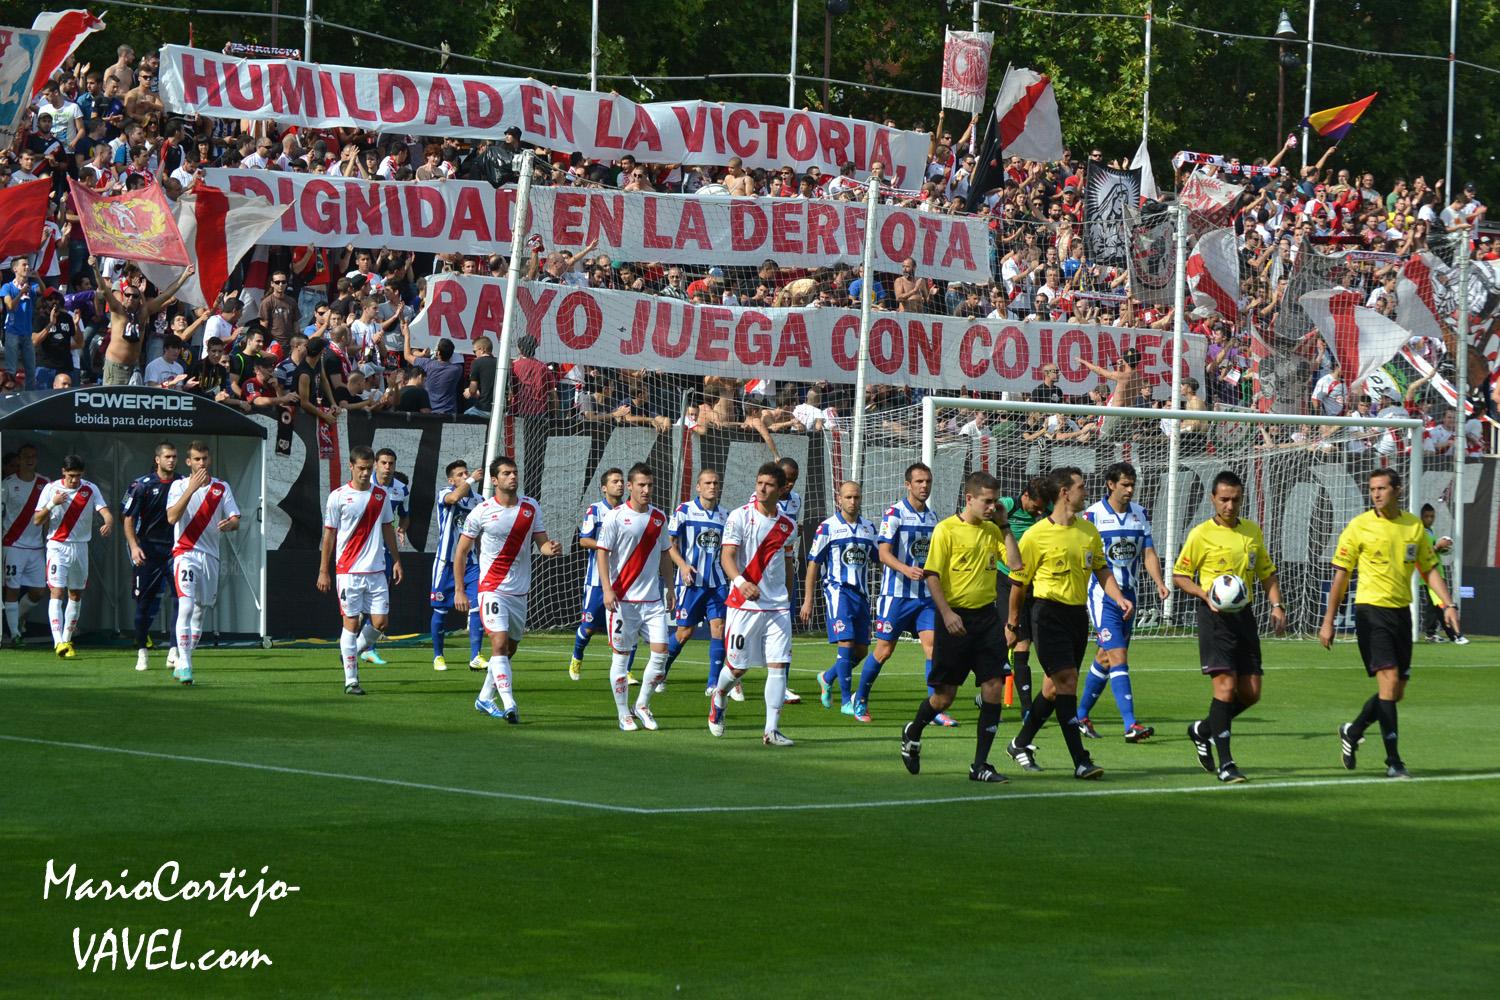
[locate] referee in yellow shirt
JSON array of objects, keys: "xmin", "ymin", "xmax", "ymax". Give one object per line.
[
  {"xmin": 1004, "ymin": 466, "xmax": 1134, "ymax": 780},
  {"xmin": 1319, "ymin": 468, "xmax": 1459, "ymax": 779},
  {"xmin": 1172, "ymin": 470, "xmax": 1286, "ymax": 784},
  {"xmin": 899, "ymin": 471, "xmax": 1022, "ymax": 783}
]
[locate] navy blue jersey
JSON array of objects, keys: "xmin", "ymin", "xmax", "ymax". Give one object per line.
[{"xmin": 120, "ymin": 473, "xmax": 182, "ymax": 554}]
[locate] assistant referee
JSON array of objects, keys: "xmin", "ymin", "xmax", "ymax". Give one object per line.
[
  {"xmin": 1319, "ymin": 468, "xmax": 1458, "ymax": 779},
  {"xmin": 1004, "ymin": 466, "xmax": 1134, "ymax": 780},
  {"xmin": 899, "ymin": 471, "xmax": 1021, "ymax": 783}
]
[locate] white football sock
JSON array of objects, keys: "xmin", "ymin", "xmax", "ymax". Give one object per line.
[
  {"xmin": 63, "ymin": 598, "xmax": 81, "ymax": 642},
  {"xmin": 610, "ymin": 650, "xmax": 632, "ymax": 717},
  {"xmin": 764, "ymin": 667, "xmax": 788, "ymax": 735},
  {"xmin": 714, "ymin": 665, "xmax": 739, "ymax": 708},
  {"xmin": 339, "ymin": 628, "xmax": 359, "ymax": 685},
  {"xmin": 357, "ymin": 622, "xmax": 382, "ymax": 653},
  {"xmin": 48, "ymin": 597, "xmax": 64, "ymax": 644},
  {"xmin": 491, "ymin": 655, "xmax": 514, "ymax": 710},
  {"xmin": 636, "ymin": 650, "xmax": 668, "ymax": 710},
  {"xmin": 3, "ymin": 601, "xmax": 17, "ymax": 638},
  {"xmin": 478, "ymin": 662, "xmax": 497, "ymax": 702},
  {"xmin": 176, "ymin": 598, "xmax": 197, "ymax": 670}
]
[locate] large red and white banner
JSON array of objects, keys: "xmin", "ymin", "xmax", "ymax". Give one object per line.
[
  {"xmin": 411, "ymin": 275, "xmax": 1206, "ymax": 394},
  {"xmin": 161, "ymin": 45, "xmax": 929, "ymax": 186},
  {"xmin": 204, "ymin": 169, "xmax": 990, "ymax": 281}
]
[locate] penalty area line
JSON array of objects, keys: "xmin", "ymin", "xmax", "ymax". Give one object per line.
[{"xmin": 5, "ymin": 734, "xmax": 1499, "ymax": 815}]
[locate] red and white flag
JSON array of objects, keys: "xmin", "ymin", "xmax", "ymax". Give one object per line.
[
  {"xmin": 993, "ymin": 66, "xmax": 1064, "ymax": 163},
  {"xmin": 1185, "ymin": 228, "xmax": 1241, "ymax": 322},
  {"xmin": 136, "ymin": 185, "xmax": 286, "ymax": 309},
  {"xmin": 1395, "ymin": 250, "xmax": 1449, "ymax": 343},
  {"xmin": 30, "ymin": 9, "xmax": 105, "ymax": 96},
  {"xmin": 1300, "ymin": 287, "xmax": 1411, "ymax": 389},
  {"xmin": 67, "ymin": 179, "xmax": 189, "ymax": 265},
  {"xmin": 940, "ymin": 30, "xmax": 994, "ymax": 115}
]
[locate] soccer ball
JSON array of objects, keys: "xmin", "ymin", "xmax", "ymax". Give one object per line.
[{"xmin": 1209, "ymin": 574, "xmax": 1250, "ymax": 613}]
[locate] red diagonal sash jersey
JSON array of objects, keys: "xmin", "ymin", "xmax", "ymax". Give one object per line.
[
  {"xmin": 597, "ymin": 503, "xmax": 669, "ymax": 602},
  {"xmin": 3, "ymin": 474, "xmax": 49, "ymax": 547},
  {"xmin": 723, "ymin": 502, "xmax": 796, "ymax": 611},
  {"xmin": 463, "ymin": 496, "xmax": 547, "ymax": 596},
  {"xmin": 169, "ymin": 478, "xmax": 242, "ymax": 559},
  {"xmin": 39, "ymin": 479, "xmax": 106, "ymax": 543},
  {"xmin": 324, "ymin": 482, "xmax": 393, "ymax": 574}
]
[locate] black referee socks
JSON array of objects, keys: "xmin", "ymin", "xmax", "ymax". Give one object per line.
[
  {"xmin": 1208, "ymin": 697, "xmax": 1235, "ymax": 766},
  {"xmin": 975, "ymin": 701, "xmax": 1002, "ymax": 766},
  {"xmin": 1012, "ymin": 651, "xmax": 1033, "ymax": 712},
  {"xmin": 1053, "ymin": 694, "xmax": 1087, "ymax": 765}
]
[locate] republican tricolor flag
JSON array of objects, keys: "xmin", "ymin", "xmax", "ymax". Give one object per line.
[
  {"xmin": 136, "ymin": 185, "xmax": 288, "ymax": 310},
  {"xmin": 1302, "ymin": 92, "xmax": 1378, "ymax": 144}
]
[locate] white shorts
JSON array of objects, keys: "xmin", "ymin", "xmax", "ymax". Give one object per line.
[
  {"xmin": 174, "ymin": 551, "xmax": 220, "ymax": 607},
  {"xmin": 725, "ymin": 607, "xmax": 793, "ymax": 669},
  {"xmin": 45, "ymin": 541, "xmax": 88, "ymax": 591},
  {"xmin": 607, "ymin": 600, "xmax": 671, "ymax": 653},
  {"xmin": 478, "ymin": 590, "xmax": 528, "ymax": 639},
  {"xmin": 4, "ymin": 546, "xmax": 45, "ymax": 590},
  {"xmin": 337, "ymin": 572, "xmax": 389, "ymax": 617}
]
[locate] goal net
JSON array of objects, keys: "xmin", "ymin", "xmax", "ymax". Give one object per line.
[{"xmin": 890, "ymin": 396, "xmax": 1428, "ymax": 639}]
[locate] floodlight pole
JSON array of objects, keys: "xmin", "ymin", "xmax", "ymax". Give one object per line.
[
  {"xmin": 1163, "ymin": 201, "xmax": 1189, "ymax": 611},
  {"xmin": 849, "ymin": 178, "xmax": 879, "ymax": 482},
  {"xmin": 1452, "ymin": 231, "xmax": 1471, "ymax": 619},
  {"xmin": 482, "ymin": 150, "xmax": 534, "ymax": 497}
]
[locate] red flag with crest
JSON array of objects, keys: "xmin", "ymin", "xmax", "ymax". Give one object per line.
[{"xmin": 67, "ymin": 178, "xmax": 188, "ymax": 265}]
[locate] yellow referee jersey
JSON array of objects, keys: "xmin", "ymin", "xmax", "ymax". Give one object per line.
[
  {"xmin": 1174, "ymin": 517, "xmax": 1276, "ymax": 591},
  {"xmin": 1331, "ymin": 509, "xmax": 1438, "ymax": 608},
  {"xmin": 1011, "ymin": 517, "xmax": 1105, "ymax": 607},
  {"xmin": 925, "ymin": 515, "xmax": 1008, "ymax": 610}
]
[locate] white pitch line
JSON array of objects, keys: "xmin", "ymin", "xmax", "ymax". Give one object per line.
[{"xmin": 5, "ymin": 733, "xmax": 1498, "ymax": 816}]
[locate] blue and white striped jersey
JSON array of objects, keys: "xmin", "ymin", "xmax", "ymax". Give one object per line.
[
  {"xmin": 579, "ymin": 497, "xmax": 619, "ymax": 589},
  {"xmin": 808, "ymin": 512, "xmax": 879, "ymax": 595},
  {"xmin": 379, "ymin": 475, "xmax": 409, "ymax": 522},
  {"xmin": 667, "ymin": 498, "xmax": 728, "ymax": 588},
  {"xmin": 1083, "ymin": 498, "xmax": 1155, "ymax": 598},
  {"xmin": 430, "ymin": 484, "xmax": 482, "ymax": 589},
  {"xmin": 878, "ymin": 499, "xmax": 937, "ymax": 599}
]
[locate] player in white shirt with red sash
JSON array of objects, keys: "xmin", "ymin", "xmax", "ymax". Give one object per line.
[
  {"xmin": 597, "ymin": 463, "xmax": 673, "ymax": 731},
  {"xmin": 165, "ymin": 441, "xmax": 241, "ymax": 685},
  {"xmin": 31, "ymin": 454, "xmax": 114, "ymax": 657},
  {"xmin": 713, "ymin": 462, "xmax": 798, "ymax": 746},
  {"xmin": 3, "ymin": 443, "xmax": 49, "ymax": 646},
  {"xmin": 454, "ymin": 456, "xmax": 562, "ymax": 723},
  {"xmin": 318, "ymin": 446, "xmax": 404, "ymax": 695}
]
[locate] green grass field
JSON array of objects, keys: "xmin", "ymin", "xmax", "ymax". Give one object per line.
[{"xmin": 2, "ymin": 633, "xmax": 1498, "ymax": 997}]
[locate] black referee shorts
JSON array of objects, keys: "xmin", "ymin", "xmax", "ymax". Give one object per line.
[
  {"xmin": 132, "ymin": 552, "xmax": 173, "ymax": 602},
  {"xmin": 1030, "ymin": 598, "xmax": 1090, "ymax": 677},
  {"xmin": 1355, "ymin": 604, "xmax": 1414, "ymax": 679},
  {"xmin": 1196, "ymin": 600, "xmax": 1263, "ymax": 676},
  {"xmin": 929, "ymin": 605, "xmax": 1009, "ymax": 689}
]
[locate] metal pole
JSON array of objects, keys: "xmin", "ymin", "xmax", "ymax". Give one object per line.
[
  {"xmin": 788, "ymin": 0, "xmax": 799, "ymax": 108},
  {"xmin": 1301, "ymin": 0, "xmax": 1315, "ymax": 169},
  {"xmin": 1408, "ymin": 422, "xmax": 1425, "ymax": 642},
  {"xmin": 921, "ymin": 396, "xmax": 936, "ymax": 470},
  {"xmin": 483, "ymin": 150, "xmax": 535, "ymax": 497},
  {"xmin": 1163, "ymin": 202, "xmax": 1188, "ymax": 612},
  {"xmin": 1445, "ymin": 0, "xmax": 1457, "ymax": 196},
  {"xmin": 1452, "ymin": 230, "xmax": 1471, "ymax": 617},
  {"xmin": 271, "ymin": 0, "xmax": 280, "ymax": 49},
  {"xmin": 1142, "ymin": 0, "xmax": 1152, "ymax": 146},
  {"xmin": 822, "ymin": 7, "xmax": 831, "ymax": 113},
  {"xmin": 972, "ymin": 0, "xmax": 983, "ymax": 155},
  {"xmin": 304, "ymin": 0, "xmax": 314, "ymax": 60},
  {"xmin": 590, "ymin": 0, "xmax": 599, "ymax": 92},
  {"xmin": 849, "ymin": 179, "xmax": 879, "ymax": 482}
]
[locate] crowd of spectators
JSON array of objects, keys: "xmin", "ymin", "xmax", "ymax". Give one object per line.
[{"xmin": 1, "ymin": 38, "xmax": 1495, "ymax": 462}]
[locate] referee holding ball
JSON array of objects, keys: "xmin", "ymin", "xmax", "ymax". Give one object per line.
[
  {"xmin": 1004, "ymin": 466, "xmax": 1134, "ymax": 780},
  {"xmin": 899, "ymin": 471, "xmax": 1021, "ymax": 782},
  {"xmin": 1319, "ymin": 468, "xmax": 1458, "ymax": 779}
]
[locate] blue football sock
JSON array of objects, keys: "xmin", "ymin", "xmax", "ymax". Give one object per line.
[
  {"xmin": 468, "ymin": 611, "xmax": 483, "ymax": 659},
  {"xmin": 925, "ymin": 659, "xmax": 937, "ymax": 700},
  {"xmin": 430, "ymin": 610, "xmax": 448, "ymax": 657},
  {"xmin": 571, "ymin": 623, "xmax": 592, "ymax": 660},
  {"xmin": 1077, "ymin": 662, "xmax": 1109, "ymax": 720},
  {"xmin": 708, "ymin": 636, "xmax": 725, "ymax": 689},
  {"xmin": 1109, "ymin": 664, "xmax": 1138, "ymax": 728},
  {"xmin": 627, "ymin": 647, "xmax": 637, "ymax": 673},
  {"xmin": 834, "ymin": 647, "xmax": 855, "ymax": 703},
  {"xmin": 856, "ymin": 653, "xmax": 883, "ymax": 704},
  {"xmin": 663, "ymin": 633, "xmax": 684, "ymax": 676}
]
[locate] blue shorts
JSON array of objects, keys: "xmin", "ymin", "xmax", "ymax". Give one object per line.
[
  {"xmin": 577, "ymin": 584, "xmax": 606, "ymax": 632},
  {"xmin": 132, "ymin": 550, "xmax": 173, "ymax": 603},
  {"xmin": 674, "ymin": 583, "xmax": 728, "ymax": 628},
  {"xmin": 824, "ymin": 587, "xmax": 871, "ymax": 644},
  {"xmin": 1087, "ymin": 587, "xmax": 1135, "ymax": 652},
  {"xmin": 429, "ymin": 563, "xmax": 479, "ymax": 611},
  {"xmin": 874, "ymin": 594, "xmax": 935, "ymax": 642}
]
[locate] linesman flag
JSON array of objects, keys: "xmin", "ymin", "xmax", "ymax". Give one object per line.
[{"xmin": 1302, "ymin": 92, "xmax": 1378, "ymax": 144}]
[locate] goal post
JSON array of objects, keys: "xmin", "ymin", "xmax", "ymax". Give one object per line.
[{"xmin": 919, "ymin": 396, "xmax": 1426, "ymax": 640}]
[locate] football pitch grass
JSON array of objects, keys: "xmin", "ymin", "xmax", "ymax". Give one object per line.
[{"xmin": 2, "ymin": 633, "xmax": 1498, "ymax": 997}]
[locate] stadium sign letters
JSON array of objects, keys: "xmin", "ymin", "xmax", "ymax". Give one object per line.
[
  {"xmin": 206, "ymin": 170, "xmax": 986, "ymax": 282},
  {"xmin": 412, "ymin": 276, "xmax": 1206, "ymax": 395},
  {"xmin": 72, "ymin": 390, "xmax": 197, "ymax": 412},
  {"xmin": 165, "ymin": 46, "xmax": 928, "ymax": 185}
]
